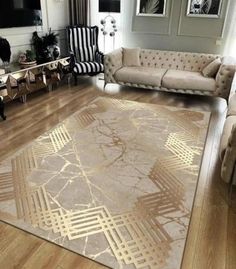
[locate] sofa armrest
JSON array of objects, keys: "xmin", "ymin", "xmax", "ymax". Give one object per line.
[
  {"xmin": 104, "ymin": 48, "xmax": 123, "ymax": 84},
  {"xmin": 227, "ymin": 92, "xmax": 236, "ymax": 116},
  {"xmin": 95, "ymin": 51, "xmax": 104, "ymax": 64},
  {"xmin": 215, "ymin": 56, "xmax": 236, "ymax": 101},
  {"xmin": 221, "ymin": 123, "xmax": 236, "ymax": 183}
]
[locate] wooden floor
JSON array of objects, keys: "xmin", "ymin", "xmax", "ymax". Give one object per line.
[{"xmin": 0, "ymin": 76, "xmax": 235, "ymax": 269}]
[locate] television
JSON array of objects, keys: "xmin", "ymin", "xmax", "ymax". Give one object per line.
[
  {"xmin": 0, "ymin": 0, "xmax": 42, "ymax": 28},
  {"xmin": 99, "ymin": 0, "xmax": 120, "ymax": 13}
]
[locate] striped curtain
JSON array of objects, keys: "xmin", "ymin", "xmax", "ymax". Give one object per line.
[{"xmin": 69, "ymin": 0, "xmax": 91, "ymax": 26}]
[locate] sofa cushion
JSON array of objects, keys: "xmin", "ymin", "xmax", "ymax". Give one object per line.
[
  {"xmin": 123, "ymin": 47, "xmax": 141, "ymax": 67},
  {"xmin": 139, "ymin": 49, "xmax": 220, "ymax": 72},
  {"xmin": 219, "ymin": 116, "xmax": 236, "ymax": 160},
  {"xmin": 115, "ymin": 67, "xmax": 167, "ymax": 87},
  {"xmin": 202, "ymin": 58, "xmax": 221, "ymax": 78},
  {"xmin": 162, "ymin": 70, "xmax": 216, "ymax": 92}
]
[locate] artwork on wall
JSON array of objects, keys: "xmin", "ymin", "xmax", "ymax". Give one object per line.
[
  {"xmin": 136, "ymin": 0, "xmax": 167, "ymax": 17},
  {"xmin": 186, "ymin": 0, "xmax": 223, "ymax": 18}
]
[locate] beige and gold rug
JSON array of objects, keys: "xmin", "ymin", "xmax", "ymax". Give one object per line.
[{"xmin": 0, "ymin": 97, "xmax": 210, "ymax": 269}]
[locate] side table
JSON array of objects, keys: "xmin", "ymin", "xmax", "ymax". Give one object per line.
[{"xmin": 0, "ymin": 57, "xmax": 71, "ymax": 120}]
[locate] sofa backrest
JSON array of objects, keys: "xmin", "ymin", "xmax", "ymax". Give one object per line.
[{"xmin": 140, "ymin": 49, "xmax": 221, "ymax": 72}]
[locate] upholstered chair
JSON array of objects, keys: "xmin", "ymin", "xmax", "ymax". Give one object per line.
[{"xmin": 67, "ymin": 25, "xmax": 104, "ymax": 79}]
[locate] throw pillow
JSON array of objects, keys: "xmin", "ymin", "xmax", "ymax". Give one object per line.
[
  {"xmin": 202, "ymin": 58, "xmax": 222, "ymax": 78},
  {"xmin": 123, "ymin": 47, "xmax": 141, "ymax": 67}
]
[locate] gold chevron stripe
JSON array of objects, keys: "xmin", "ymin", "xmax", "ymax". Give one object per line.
[{"xmin": 49, "ymin": 124, "xmax": 71, "ymax": 152}]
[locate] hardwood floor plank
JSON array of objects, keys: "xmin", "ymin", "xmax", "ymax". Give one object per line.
[
  {"xmin": 227, "ymin": 208, "xmax": 236, "ymax": 269},
  {"xmin": 0, "ymin": 225, "xmax": 42, "ymax": 268}
]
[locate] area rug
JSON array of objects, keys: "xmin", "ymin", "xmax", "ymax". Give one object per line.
[{"xmin": 0, "ymin": 97, "xmax": 210, "ymax": 269}]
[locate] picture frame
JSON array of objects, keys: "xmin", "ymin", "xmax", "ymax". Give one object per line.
[
  {"xmin": 136, "ymin": 0, "xmax": 167, "ymax": 17},
  {"xmin": 186, "ymin": 0, "xmax": 223, "ymax": 18}
]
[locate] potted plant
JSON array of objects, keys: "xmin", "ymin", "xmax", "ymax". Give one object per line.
[
  {"xmin": 32, "ymin": 29, "xmax": 60, "ymax": 64},
  {"xmin": 18, "ymin": 50, "xmax": 37, "ymax": 68}
]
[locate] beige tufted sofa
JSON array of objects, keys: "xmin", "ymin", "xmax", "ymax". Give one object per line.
[{"xmin": 104, "ymin": 48, "xmax": 236, "ymax": 101}]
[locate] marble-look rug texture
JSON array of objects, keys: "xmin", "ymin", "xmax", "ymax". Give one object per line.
[{"xmin": 0, "ymin": 97, "xmax": 211, "ymax": 269}]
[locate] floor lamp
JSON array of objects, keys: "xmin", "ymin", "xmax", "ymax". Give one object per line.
[{"xmin": 100, "ymin": 15, "xmax": 118, "ymax": 52}]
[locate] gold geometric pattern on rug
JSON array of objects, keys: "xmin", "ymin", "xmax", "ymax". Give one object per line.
[
  {"xmin": 165, "ymin": 132, "xmax": 202, "ymax": 174},
  {"xmin": 9, "ymin": 165, "xmax": 173, "ymax": 269},
  {"xmin": 0, "ymin": 172, "xmax": 14, "ymax": 202},
  {"xmin": 74, "ymin": 110, "xmax": 96, "ymax": 129},
  {"xmin": 0, "ymin": 97, "xmax": 210, "ymax": 269},
  {"xmin": 48, "ymin": 124, "xmax": 71, "ymax": 152},
  {"xmin": 32, "ymin": 142, "xmax": 56, "ymax": 159}
]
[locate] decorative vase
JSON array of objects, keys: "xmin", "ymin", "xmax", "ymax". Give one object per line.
[
  {"xmin": 53, "ymin": 46, "xmax": 60, "ymax": 60},
  {"xmin": 43, "ymin": 48, "xmax": 53, "ymax": 63}
]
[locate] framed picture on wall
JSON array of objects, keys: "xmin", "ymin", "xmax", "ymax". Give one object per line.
[
  {"xmin": 186, "ymin": 0, "xmax": 223, "ymax": 18},
  {"xmin": 136, "ymin": 0, "xmax": 167, "ymax": 17}
]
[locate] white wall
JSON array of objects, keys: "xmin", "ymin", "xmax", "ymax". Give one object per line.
[
  {"xmin": 0, "ymin": 0, "xmax": 70, "ymax": 62},
  {"xmin": 90, "ymin": 1, "xmax": 122, "ymax": 53},
  {"xmin": 91, "ymin": 0, "xmax": 234, "ymax": 55},
  {"xmin": 2, "ymin": 0, "xmax": 234, "ymax": 62}
]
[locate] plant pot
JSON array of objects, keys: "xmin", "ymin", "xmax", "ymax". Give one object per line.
[{"xmin": 19, "ymin": 61, "xmax": 37, "ymax": 69}]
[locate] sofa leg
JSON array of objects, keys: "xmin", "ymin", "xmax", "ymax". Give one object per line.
[{"xmin": 103, "ymin": 82, "xmax": 107, "ymax": 90}]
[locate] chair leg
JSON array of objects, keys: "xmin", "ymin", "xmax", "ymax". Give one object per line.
[{"xmin": 73, "ymin": 74, "xmax": 78, "ymax": 85}]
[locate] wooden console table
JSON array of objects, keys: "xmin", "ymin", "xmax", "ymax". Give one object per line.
[{"xmin": 0, "ymin": 57, "xmax": 70, "ymax": 105}]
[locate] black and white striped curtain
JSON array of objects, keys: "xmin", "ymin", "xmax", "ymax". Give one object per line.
[{"xmin": 69, "ymin": 0, "xmax": 91, "ymax": 26}]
